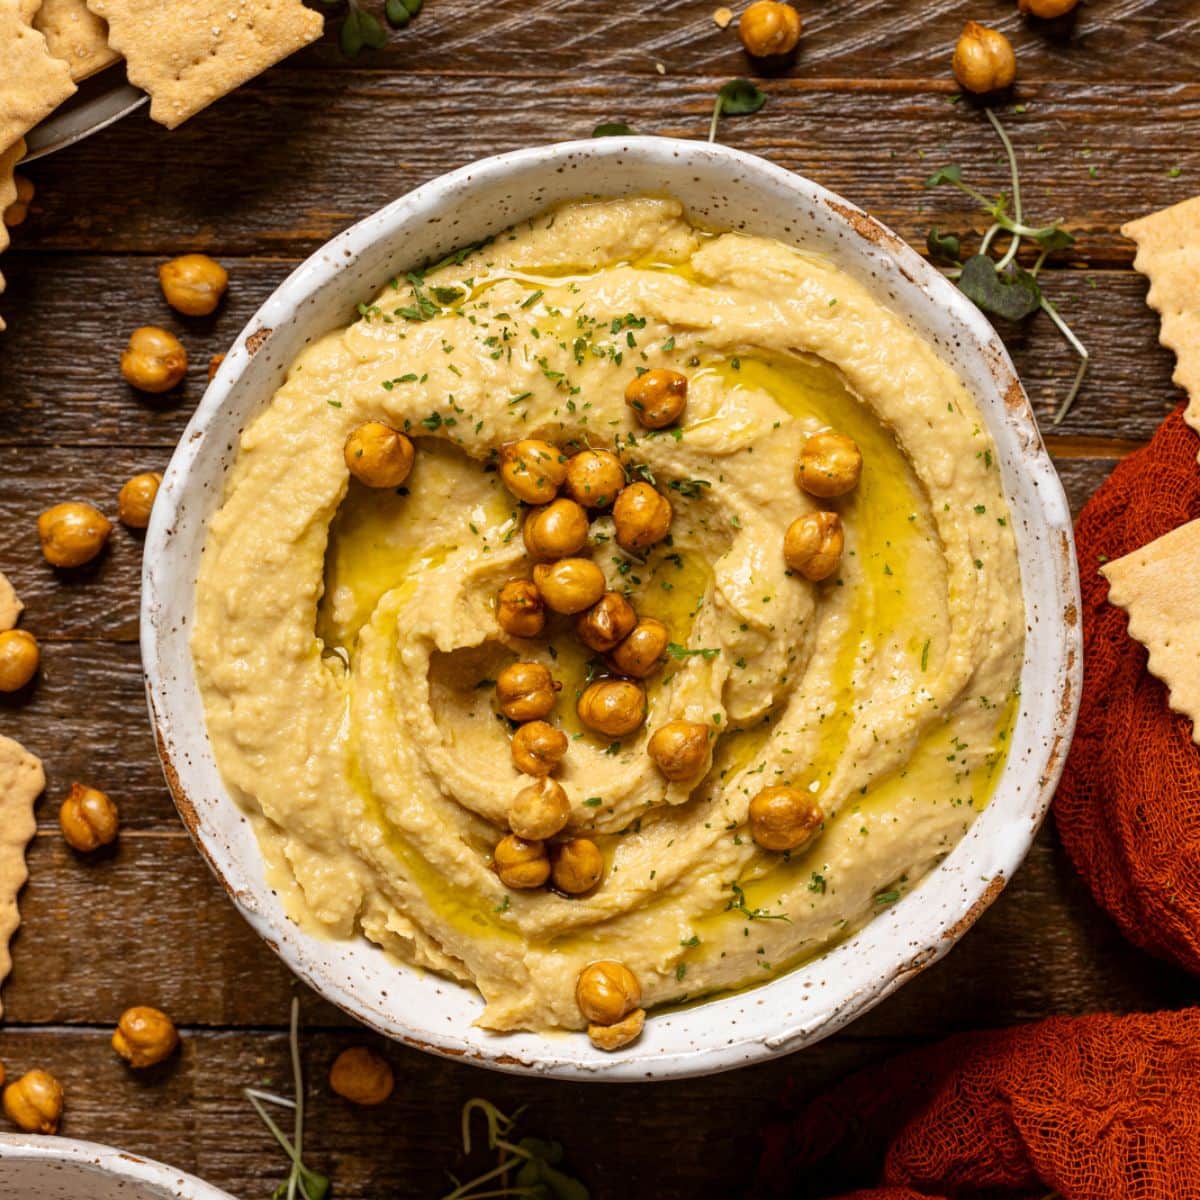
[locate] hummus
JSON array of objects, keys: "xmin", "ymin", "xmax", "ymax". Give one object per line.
[{"xmin": 193, "ymin": 196, "xmax": 1024, "ymax": 1035}]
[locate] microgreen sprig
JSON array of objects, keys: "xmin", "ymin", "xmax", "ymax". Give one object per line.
[
  {"xmin": 441, "ymin": 1099, "xmax": 589, "ymax": 1200},
  {"xmin": 244, "ymin": 998, "xmax": 330, "ymax": 1200},
  {"xmin": 708, "ymin": 79, "xmax": 767, "ymax": 143},
  {"xmin": 924, "ymin": 109, "xmax": 1090, "ymax": 424},
  {"xmin": 726, "ymin": 880, "xmax": 791, "ymax": 922},
  {"xmin": 313, "ymin": 0, "xmax": 422, "ymax": 58}
]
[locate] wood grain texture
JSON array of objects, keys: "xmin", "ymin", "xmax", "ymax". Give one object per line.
[
  {"xmin": 0, "ymin": 1023, "xmax": 891, "ymax": 1197},
  {"xmin": 7, "ymin": 77, "xmax": 1198, "ymax": 263},
  {"xmin": 1, "ymin": 6, "xmax": 1198, "ymax": 1194},
  {"xmin": 0, "ymin": 259, "xmax": 1181, "ymax": 448},
  {"xmin": 288, "ymin": 0, "xmax": 1200, "ymax": 83}
]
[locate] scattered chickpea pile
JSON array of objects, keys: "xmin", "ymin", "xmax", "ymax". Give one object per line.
[
  {"xmin": 344, "ymin": 358, "xmax": 865, "ymax": 1050},
  {"xmin": 0, "ymin": 1006, "xmax": 178, "ymax": 1135},
  {"xmin": 0, "ymin": 253, "xmax": 227, "ymax": 1134},
  {"xmin": 726, "ymin": 0, "xmax": 1082, "ymax": 101},
  {"xmin": 950, "ymin": 0, "xmax": 1081, "ymax": 95}
]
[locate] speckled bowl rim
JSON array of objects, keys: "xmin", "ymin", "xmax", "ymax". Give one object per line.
[
  {"xmin": 142, "ymin": 137, "xmax": 1082, "ymax": 1081},
  {"xmin": 0, "ymin": 1134, "xmax": 237, "ymax": 1199}
]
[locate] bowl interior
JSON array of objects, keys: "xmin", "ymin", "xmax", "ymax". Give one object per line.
[
  {"xmin": 143, "ymin": 137, "xmax": 1081, "ymax": 1081},
  {"xmin": 0, "ymin": 1135, "xmax": 235, "ymax": 1199}
]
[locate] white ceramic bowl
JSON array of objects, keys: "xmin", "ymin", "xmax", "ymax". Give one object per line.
[
  {"xmin": 143, "ymin": 137, "xmax": 1082, "ymax": 1081},
  {"xmin": 0, "ymin": 1134, "xmax": 236, "ymax": 1199}
]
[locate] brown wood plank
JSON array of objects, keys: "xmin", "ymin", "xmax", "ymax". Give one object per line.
[
  {"xmin": 0, "ymin": 1023, "xmax": 893, "ymax": 1197},
  {"xmin": 292, "ymin": 0, "xmax": 1200, "ymax": 84},
  {"xmin": 3, "ymin": 813, "xmax": 1189, "ymax": 1028},
  {"xmin": 7, "ymin": 76, "xmax": 1196, "ymax": 262},
  {"xmin": 0, "ymin": 257, "xmax": 1180, "ymax": 449}
]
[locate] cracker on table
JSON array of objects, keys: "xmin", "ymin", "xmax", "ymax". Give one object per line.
[
  {"xmin": 0, "ymin": 0, "xmax": 77, "ymax": 150},
  {"xmin": 1124, "ymin": 196, "xmax": 1200, "ymax": 439},
  {"xmin": 18, "ymin": 0, "xmax": 42, "ymax": 20},
  {"xmin": 35, "ymin": 0, "xmax": 119, "ymax": 81},
  {"xmin": 0, "ymin": 735, "xmax": 43, "ymax": 1018},
  {"xmin": 85, "ymin": 0, "xmax": 323, "ymax": 130},
  {"xmin": 1104, "ymin": 516, "xmax": 1200, "ymax": 743},
  {"xmin": 0, "ymin": 571, "xmax": 22, "ymax": 631},
  {"xmin": 0, "ymin": 137, "xmax": 27, "ymax": 332}
]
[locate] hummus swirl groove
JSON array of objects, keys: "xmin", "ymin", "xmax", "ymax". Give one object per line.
[{"xmin": 193, "ymin": 196, "xmax": 1024, "ymax": 1037}]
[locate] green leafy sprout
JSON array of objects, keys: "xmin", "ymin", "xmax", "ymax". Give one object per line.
[
  {"xmin": 708, "ymin": 79, "xmax": 767, "ymax": 143},
  {"xmin": 441, "ymin": 1098, "xmax": 590, "ymax": 1200},
  {"xmin": 924, "ymin": 109, "xmax": 1090, "ymax": 424},
  {"xmin": 593, "ymin": 122, "xmax": 637, "ymax": 137},
  {"xmin": 312, "ymin": 0, "xmax": 423, "ymax": 58},
  {"xmin": 244, "ymin": 997, "xmax": 330, "ymax": 1200}
]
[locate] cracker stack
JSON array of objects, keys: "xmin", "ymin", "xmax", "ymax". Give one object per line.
[
  {"xmin": 1102, "ymin": 196, "xmax": 1200, "ymax": 739},
  {"xmin": 0, "ymin": 0, "xmax": 324, "ymax": 326}
]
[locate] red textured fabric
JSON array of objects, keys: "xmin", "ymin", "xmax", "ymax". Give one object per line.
[
  {"xmin": 1055, "ymin": 405, "xmax": 1200, "ymax": 974},
  {"xmin": 755, "ymin": 1009, "xmax": 1200, "ymax": 1200}
]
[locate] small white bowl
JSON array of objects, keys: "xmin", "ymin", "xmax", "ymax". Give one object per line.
[
  {"xmin": 0, "ymin": 1134, "xmax": 236, "ymax": 1199},
  {"xmin": 142, "ymin": 137, "xmax": 1081, "ymax": 1081}
]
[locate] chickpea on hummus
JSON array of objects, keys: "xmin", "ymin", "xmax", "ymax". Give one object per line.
[{"xmin": 193, "ymin": 197, "xmax": 1023, "ymax": 1047}]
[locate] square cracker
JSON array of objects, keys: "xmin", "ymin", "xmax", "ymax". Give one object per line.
[
  {"xmin": 0, "ymin": 137, "xmax": 26, "ymax": 332},
  {"xmin": 86, "ymin": 0, "xmax": 323, "ymax": 130},
  {"xmin": 1104, "ymin": 516, "xmax": 1200, "ymax": 743},
  {"xmin": 35, "ymin": 0, "xmax": 120, "ymax": 82},
  {"xmin": 1124, "ymin": 196, "xmax": 1200, "ymax": 438},
  {"xmin": 0, "ymin": 572, "xmax": 22, "ymax": 630},
  {"xmin": 0, "ymin": 0, "xmax": 77, "ymax": 150},
  {"xmin": 0, "ymin": 735, "xmax": 42, "ymax": 1018}
]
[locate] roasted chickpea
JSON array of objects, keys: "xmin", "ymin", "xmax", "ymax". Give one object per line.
[
  {"xmin": 500, "ymin": 439, "xmax": 567, "ymax": 504},
  {"xmin": 588, "ymin": 1008, "xmax": 645, "ymax": 1051},
  {"xmin": 551, "ymin": 838, "xmax": 604, "ymax": 895},
  {"xmin": 533, "ymin": 558, "xmax": 606, "ymax": 615},
  {"xmin": 739, "ymin": 0, "xmax": 802, "ymax": 57},
  {"xmin": 497, "ymin": 578, "xmax": 546, "ymax": 638},
  {"xmin": 511, "ymin": 720, "xmax": 569, "ymax": 776},
  {"xmin": 117, "ymin": 472, "xmax": 162, "ymax": 530},
  {"xmin": 612, "ymin": 482, "xmax": 672, "ymax": 553},
  {"xmin": 37, "ymin": 502, "xmax": 112, "ymax": 568},
  {"xmin": 576, "ymin": 960, "xmax": 641, "ymax": 1025},
  {"xmin": 3, "ymin": 174, "xmax": 33, "ymax": 227},
  {"xmin": 796, "ymin": 430, "xmax": 862, "ymax": 498},
  {"xmin": 343, "ymin": 422, "xmax": 415, "ymax": 489},
  {"xmin": 120, "ymin": 326, "xmax": 188, "ymax": 394},
  {"xmin": 59, "ymin": 782, "xmax": 119, "ymax": 853},
  {"xmin": 509, "ymin": 778, "xmax": 571, "ymax": 840},
  {"xmin": 783, "ymin": 511, "xmax": 844, "ymax": 581},
  {"xmin": 158, "ymin": 254, "xmax": 229, "ymax": 317},
  {"xmin": 112, "ymin": 1006, "xmax": 179, "ymax": 1068},
  {"xmin": 748, "ymin": 785, "xmax": 823, "ymax": 852},
  {"xmin": 523, "ymin": 498, "xmax": 589, "ymax": 561},
  {"xmin": 329, "ymin": 1046, "xmax": 394, "ymax": 1106},
  {"xmin": 1019, "ymin": 0, "xmax": 1078, "ymax": 15},
  {"xmin": 609, "ymin": 617, "xmax": 669, "ymax": 678},
  {"xmin": 577, "ymin": 679, "xmax": 646, "ymax": 738},
  {"xmin": 575, "ymin": 591, "xmax": 637, "ymax": 654},
  {"xmin": 3, "ymin": 1069, "xmax": 63, "ymax": 1134},
  {"xmin": 494, "ymin": 834, "xmax": 551, "ymax": 889},
  {"xmin": 624, "ymin": 368, "xmax": 688, "ymax": 429},
  {"xmin": 564, "ymin": 449, "xmax": 625, "ymax": 509},
  {"xmin": 496, "ymin": 661, "xmax": 561, "ymax": 722},
  {"xmin": 647, "ymin": 720, "xmax": 710, "ymax": 782},
  {"xmin": 0, "ymin": 629, "xmax": 39, "ymax": 692},
  {"xmin": 952, "ymin": 21, "xmax": 1017, "ymax": 94}
]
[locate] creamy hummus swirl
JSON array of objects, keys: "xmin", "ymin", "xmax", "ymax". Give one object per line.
[{"xmin": 193, "ymin": 197, "xmax": 1023, "ymax": 1033}]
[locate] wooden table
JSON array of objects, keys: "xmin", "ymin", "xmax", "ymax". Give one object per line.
[{"xmin": 2, "ymin": 1, "xmax": 1197, "ymax": 1194}]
